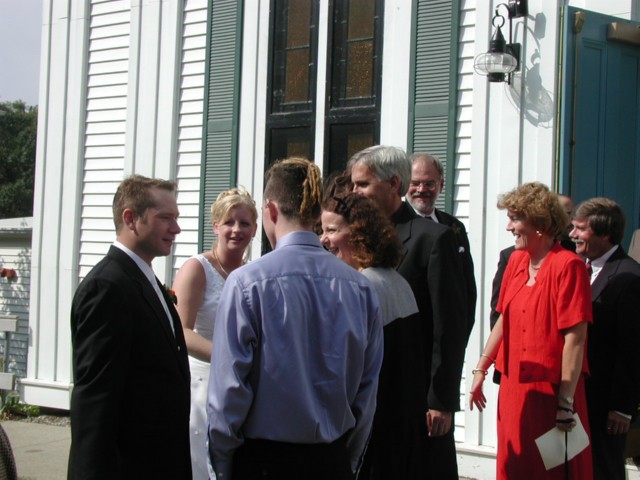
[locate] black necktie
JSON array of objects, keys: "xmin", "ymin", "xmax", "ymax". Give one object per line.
[{"xmin": 586, "ymin": 261, "xmax": 593, "ymax": 278}]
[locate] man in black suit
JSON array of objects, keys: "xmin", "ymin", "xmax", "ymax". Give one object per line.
[
  {"xmin": 570, "ymin": 197, "xmax": 640, "ymax": 480},
  {"xmin": 349, "ymin": 145, "xmax": 468, "ymax": 479},
  {"xmin": 69, "ymin": 175, "xmax": 191, "ymax": 479},
  {"xmin": 407, "ymin": 153, "xmax": 477, "ymax": 338}
]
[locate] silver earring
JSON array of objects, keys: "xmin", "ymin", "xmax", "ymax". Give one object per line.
[{"xmin": 536, "ymin": 230, "xmax": 542, "ymax": 237}]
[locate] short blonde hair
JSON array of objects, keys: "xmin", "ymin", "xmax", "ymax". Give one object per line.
[
  {"xmin": 497, "ymin": 182, "xmax": 568, "ymax": 240},
  {"xmin": 210, "ymin": 187, "xmax": 258, "ymax": 227}
]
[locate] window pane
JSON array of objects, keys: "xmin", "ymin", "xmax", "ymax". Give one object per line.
[
  {"xmin": 348, "ymin": 0, "xmax": 374, "ymax": 39},
  {"xmin": 285, "ymin": 49, "xmax": 310, "ymax": 103},
  {"xmin": 270, "ymin": 127, "xmax": 313, "ymax": 164},
  {"xmin": 327, "ymin": 123, "xmax": 376, "ymax": 174},
  {"xmin": 284, "ymin": 1, "xmax": 311, "ymax": 104},
  {"xmin": 270, "ymin": 0, "xmax": 316, "ymax": 112},
  {"xmin": 287, "ymin": 138, "xmax": 312, "ymax": 159},
  {"xmin": 346, "ymin": 40, "xmax": 373, "ymax": 98},
  {"xmin": 347, "ymin": 131, "xmax": 374, "ymax": 159},
  {"xmin": 287, "ymin": 1, "xmax": 311, "ymax": 47},
  {"xmin": 330, "ymin": 0, "xmax": 380, "ymax": 108}
]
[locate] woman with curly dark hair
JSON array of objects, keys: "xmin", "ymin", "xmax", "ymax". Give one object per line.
[{"xmin": 321, "ymin": 191, "xmax": 428, "ymax": 479}]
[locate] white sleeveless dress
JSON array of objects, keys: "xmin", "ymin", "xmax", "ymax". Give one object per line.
[{"xmin": 188, "ymin": 254, "xmax": 225, "ymax": 479}]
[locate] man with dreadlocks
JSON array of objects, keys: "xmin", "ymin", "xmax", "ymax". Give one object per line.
[{"xmin": 207, "ymin": 158, "xmax": 383, "ymax": 480}]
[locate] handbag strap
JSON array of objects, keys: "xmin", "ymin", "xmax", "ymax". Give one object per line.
[{"xmin": 564, "ymin": 431, "xmax": 569, "ymax": 480}]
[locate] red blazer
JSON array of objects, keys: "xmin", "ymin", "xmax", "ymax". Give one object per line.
[{"xmin": 496, "ymin": 243, "xmax": 592, "ymax": 384}]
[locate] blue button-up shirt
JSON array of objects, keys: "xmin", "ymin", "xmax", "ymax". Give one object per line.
[{"xmin": 207, "ymin": 231, "xmax": 382, "ymax": 479}]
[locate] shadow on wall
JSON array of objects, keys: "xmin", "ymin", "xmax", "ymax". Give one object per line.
[{"xmin": 506, "ymin": 12, "xmax": 555, "ymax": 128}]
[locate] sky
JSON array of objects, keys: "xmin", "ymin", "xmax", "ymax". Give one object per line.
[{"xmin": 0, "ymin": 0, "xmax": 43, "ymax": 106}]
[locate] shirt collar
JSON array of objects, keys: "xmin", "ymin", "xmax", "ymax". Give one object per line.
[
  {"xmin": 113, "ymin": 240, "xmax": 158, "ymax": 285},
  {"xmin": 409, "ymin": 203, "xmax": 438, "ymax": 222},
  {"xmin": 275, "ymin": 231, "xmax": 324, "ymax": 250},
  {"xmin": 589, "ymin": 244, "xmax": 619, "ymax": 271}
]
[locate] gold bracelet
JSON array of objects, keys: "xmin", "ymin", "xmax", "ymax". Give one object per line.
[
  {"xmin": 472, "ymin": 369, "xmax": 488, "ymax": 376},
  {"xmin": 481, "ymin": 353, "xmax": 495, "ymax": 364}
]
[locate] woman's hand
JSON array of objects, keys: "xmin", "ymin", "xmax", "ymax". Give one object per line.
[
  {"xmin": 555, "ymin": 405, "xmax": 576, "ymax": 432},
  {"xmin": 469, "ymin": 371, "xmax": 487, "ymax": 412}
]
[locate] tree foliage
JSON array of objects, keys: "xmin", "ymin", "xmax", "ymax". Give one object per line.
[{"xmin": 0, "ymin": 101, "xmax": 37, "ymax": 219}]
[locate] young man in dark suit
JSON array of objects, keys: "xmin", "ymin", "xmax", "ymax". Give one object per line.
[
  {"xmin": 68, "ymin": 175, "xmax": 191, "ymax": 479},
  {"xmin": 349, "ymin": 145, "xmax": 468, "ymax": 479},
  {"xmin": 571, "ymin": 197, "xmax": 640, "ymax": 480},
  {"xmin": 407, "ymin": 152, "xmax": 477, "ymax": 338}
]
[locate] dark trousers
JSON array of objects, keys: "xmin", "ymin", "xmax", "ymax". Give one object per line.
[
  {"xmin": 232, "ymin": 435, "xmax": 354, "ymax": 480},
  {"xmin": 424, "ymin": 426, "xmax": 459, "ymax": 480},
  {"xmin": 589, "ymin": 410, "xmax": 628, "ymax": 480}
]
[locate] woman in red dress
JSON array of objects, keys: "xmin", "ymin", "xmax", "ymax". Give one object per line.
[{"xmin": 469, "ymin": 182, "xmax": 593, "ymax": 479}]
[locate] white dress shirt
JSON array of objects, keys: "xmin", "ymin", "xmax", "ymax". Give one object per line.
[
  {"xmin": 588, "ymin": 244, "xmax": 618, "ymax": 285},
  {"xmin": 113, "ymin": 241, "xmax": 175, "ymax": 335}
]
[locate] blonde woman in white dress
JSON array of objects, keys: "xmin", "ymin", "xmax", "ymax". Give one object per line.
[{"xmin": 172, "ymin": 187, "xmax": 258, "ymax": 479}]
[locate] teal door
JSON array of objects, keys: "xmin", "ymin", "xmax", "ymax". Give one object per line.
[{"xmin": 559, "ymin": 7, "xmax": 640, "ymax": 248}]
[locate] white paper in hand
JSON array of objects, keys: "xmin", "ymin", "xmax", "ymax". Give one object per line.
[{"xmin": 534, "ymin": 414, "xmax": 589, "ymax": 470}]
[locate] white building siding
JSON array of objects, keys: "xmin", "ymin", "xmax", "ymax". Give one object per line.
[
  {"xmin": 173, "ymin": 0, "xmax": 208, "ymax": 275},
  {"xmin": 78, "ymin": 0, "xmax": 204, "ymax": 281},
  {"xmin": 454, "ymin": 0, "xmax": 475, "ymax": 227},
  {"xmin": 79, "ymin": 0, "xmax": 131, "ymax": 278},
  {"xmin": 452, "ymin": 0, "xmax": 476, "ymax": 445}
]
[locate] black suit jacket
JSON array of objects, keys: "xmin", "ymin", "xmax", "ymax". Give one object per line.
[
  {"xmin": 434, "ymin": 209, "xmax": 477, "ymax": 337},
  {"xmin": 69, "ymin": 246, "xmax": 192, "ymax": 480},
  {"xmin": 488, "ymin": 246, "xmax": 515, "ymax": 384},
  {"xmin": 489, "ymin": 246, "xmax": 515, "ymax": 329},
  {"xmin": 392, "ymin": 202, "xmax": 468, "ymax": 412},
  {"xmin": 586, "ymin": 246, "xmax": 640, "ymax": 419}
]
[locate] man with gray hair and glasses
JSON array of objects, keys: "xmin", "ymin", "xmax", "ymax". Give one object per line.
[{"xmin": 407, "ymin": 153, "xmax": 476, "ymax": 339}]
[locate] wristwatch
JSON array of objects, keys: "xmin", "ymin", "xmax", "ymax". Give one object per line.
[{"xmin": 558, "ymin": 395, "xmax": 574, "ymax": 404}]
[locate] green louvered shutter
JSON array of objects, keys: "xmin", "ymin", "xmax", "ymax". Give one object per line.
[
  {"xmin": 408, "ymin": 0, "xmax": 460, "ymax": 213},
  {"xmin": 199, "ymin": 0, "xmax": 243, "ymax": 251}
]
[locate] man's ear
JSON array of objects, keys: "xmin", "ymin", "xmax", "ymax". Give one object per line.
[
  {"xmin": 123, "ymin": 209, "xmax": 137, "ymax": 232},
  {"xmin": 267, "ymin": 201, "xmax": 278, "ymax": 224},
  {"xmin": 388, "ymin": 175, "xmax": 401, "ymax": 195}
]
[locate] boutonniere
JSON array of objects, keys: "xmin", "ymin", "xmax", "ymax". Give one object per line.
[{"xmin": 164, "ymin": 284, "xmax": 178, "ymax": 305}]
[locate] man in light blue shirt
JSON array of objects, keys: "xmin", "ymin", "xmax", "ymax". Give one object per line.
[{"xmin": 207, "ymin": 158, "xmax": 383, "ymax": 480}]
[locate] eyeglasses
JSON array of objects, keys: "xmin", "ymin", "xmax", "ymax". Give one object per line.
[{"xmin": 409, "ymin": 180, "xmax": 440, "ymax": 190}]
